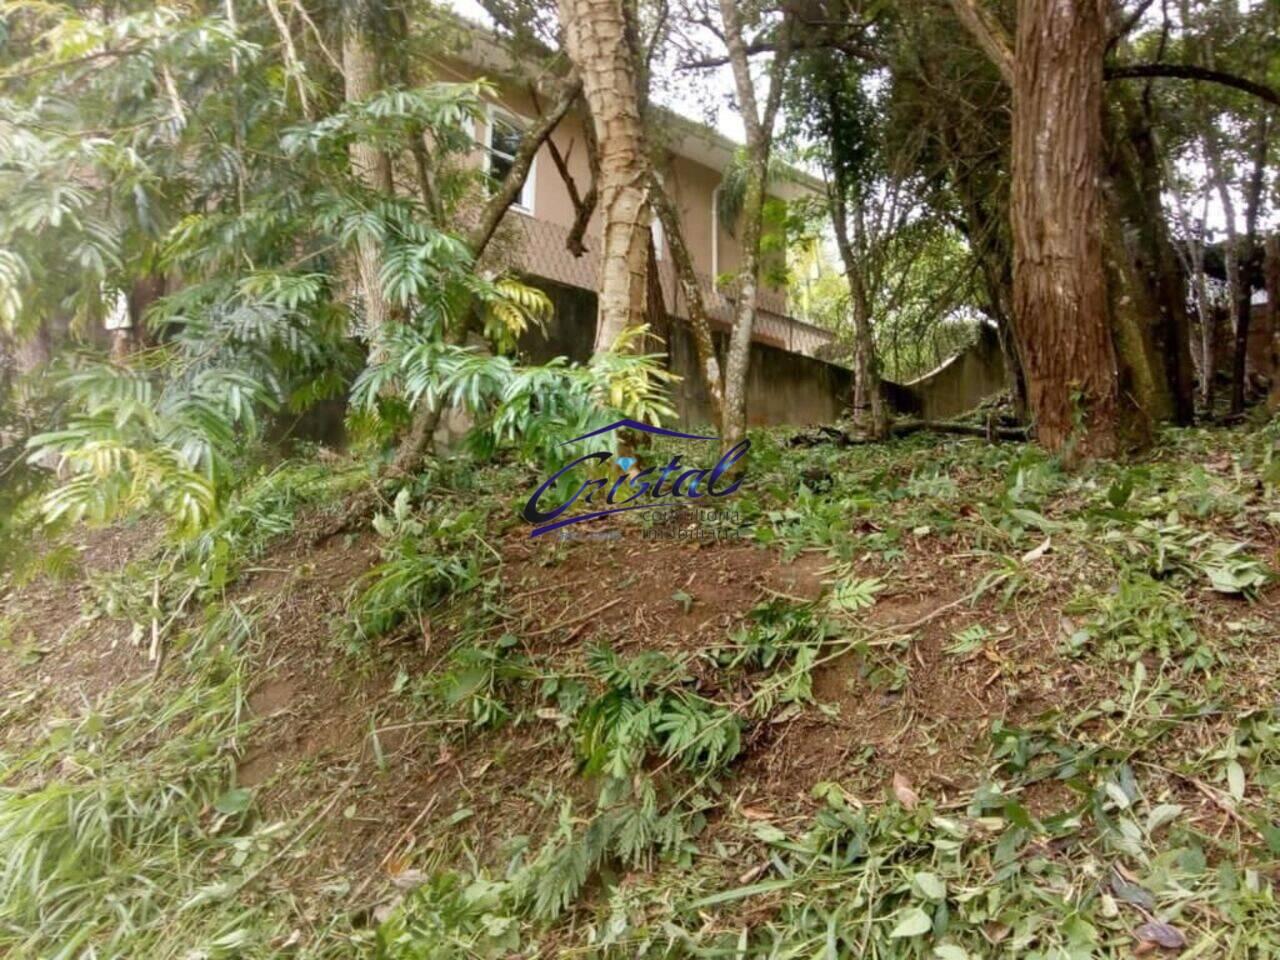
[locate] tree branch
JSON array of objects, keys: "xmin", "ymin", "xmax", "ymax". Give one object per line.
[
  {"xmin": 1106, "ymin": 0, "xmax": 1158, "ymax": 56},
  {"xmin": 464, "ymin": 74, "xmax": 582, "ymax": 256},
  {"xmin": 945, "ymin": 0, "xmax": 1015, "ymax": 87},
  {"xmin": 677, "ymin": 34, "xmax": 882, "ymax": 70},
  {"xmin": 544, "ymin": 133, "xmax": 598, "ymax": 256},
  {"xmin": 1104, "ymin": 63, "xmax": 1280, "ymax": 107}
]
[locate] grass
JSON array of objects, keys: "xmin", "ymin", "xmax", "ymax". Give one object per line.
[{"xmin": 0, "ymin": 418, "xmax": 1277, "ymax": 957}]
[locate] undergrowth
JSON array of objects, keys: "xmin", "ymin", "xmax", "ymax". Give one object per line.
[{"xmin": 1, "ymin": 421, "xmax": 1277, "ymax": 958}]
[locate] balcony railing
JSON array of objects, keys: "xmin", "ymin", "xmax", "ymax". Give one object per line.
[{"xmin": 497, "ymin": 213, "xmax": 838, "ymax": 363}]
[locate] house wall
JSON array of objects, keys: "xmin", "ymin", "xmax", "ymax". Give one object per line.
[
  {"xmin": 520, "ymin": 281, "xmax": 849, "ymax": 429},
  {"xmin": 893, "ymin": 325, "xmax": 1008, "ymax": 420},
  {"xmin": 433, "ymin": 55, "xmax": 783, "ymax": 301}
]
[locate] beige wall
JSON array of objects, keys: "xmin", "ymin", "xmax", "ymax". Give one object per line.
[{"xmin": 434, "ymin": 55, "xmax": 781, "ymax": 299}]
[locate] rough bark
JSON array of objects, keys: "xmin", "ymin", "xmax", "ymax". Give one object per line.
[
  {"xmin": 558, "ymin": 0, "xmax": 652, "ymax": 354},
  {"xmin": 342, "ymin": 8, "xmax": 394, "ymax": 349},
  {"xmin": 1010, "ymin": 0, "xmax": 1123, "ymax": 460},
  {"xmin": 718, "ymin": 0, "xmax": 791, "ymax": 448},
  {"xmin": 1104, "ymin": 91, "xmax": 1194, "ymax": 425},
  {"xmin": 947, "ymin": 0, "xmax": 1016, "ymax": 86}
]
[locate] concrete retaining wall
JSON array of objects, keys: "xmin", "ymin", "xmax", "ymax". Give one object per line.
[
  {"xmin": 519, "ymin": 281, "xmax": 853, "ymax": 429},
  {"xmin": 890, "ymin": 325, "xmax": 1008, "ymax": 421}
]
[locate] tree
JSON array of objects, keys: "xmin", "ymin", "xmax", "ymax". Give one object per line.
[
  {"xmin": 788, "ymin": 42, "xmax": 897, "ymax": 439},
  {"xmin": 715, "ymin": 0, "xmax": 792, "ymax": 448},
  {"xmin": 342, "ymin": 0, "xmax": 396, "ymax": 352},
  {"xmin": 950, "ymin": 0, "xmax": 1125, "ymax": 459},
  {"xmin": 558, "ymin": 0, "xmax": 654, "ymax": 353}
]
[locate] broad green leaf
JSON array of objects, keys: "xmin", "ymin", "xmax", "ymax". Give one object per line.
[
  {"xmin": 889, "ymin": 906, "xmax": 933, "ymax": 938},
  {"xmin": 214, "ymin": 788, "xmax": 252, "ymax": 815},
  {"xmin": 913, "ymin": 871, "xmax": 947, "ymax": 901}
]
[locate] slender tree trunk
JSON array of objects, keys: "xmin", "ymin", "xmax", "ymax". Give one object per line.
[
  {"xmin": 1166, "ymin": 171, "xmax": 1212, "ymax": 408},
  {"xmin": 559, "ymin": 0, "xmax": 652, "ymax": 353},
  {"xmin": 720, "ymin": 154, "xmax": 770, "ymax": 447},
  {"xmin": 1230, "ymin": 115, "xmax": 1270, "ymax": 415},
  {"xmin": 1109, "ymin": 90, "xmax": 1195, "ymax": 425},
  {"xmin": 942, "ymin": 134, "xmax": 1028, "ymax": 421},
  {"xmin": 342, "ymin": 5, "xmax": 394, "ymax": 349},
  {"xmin": 1010, "ymin": 0, "xmax": 1122, "ymax": 460},
  {"xmin": 1265, "ymin": 233, "xmax": 1280, "ymax": 412},
  {"xmin": 650, "ymin": 172, "xmax": 724, "ymax": 426},
  {"xmin": 1202, "ymin": 129, "xmax": 1239, "ymax": 417},
  {"xmin": 830, "ymin": 184, "xmax": 886, "ymax": 437},
  {"xmin": 717, "ymin": 0, "xmax": 790, "ymax": 448},
  {"xmin": 1259, "ymin": 235, "xmax": 1280, "ymax": 414}
]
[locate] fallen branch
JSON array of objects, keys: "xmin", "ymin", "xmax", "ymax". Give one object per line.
[{"xmin": 789, "ymin": 418, "xmax": 1029, "ymax": 447}]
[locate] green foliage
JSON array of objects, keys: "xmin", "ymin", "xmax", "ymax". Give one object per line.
[
  {"xmin": 358, "ymin": 323, "xmax": 678, "ymax": 468},
  {"xmin": 0, "ymin": 629, "xmax": 253, "ymax": 956},
  {"xmin": 349, "ymin": 489, "xmax": 483, "ymax": 642},
  {"xmin": 1065, "ymin": 574, "xmax": 1212, "ymax": 669},
  {"xmin": 578, "ymin": 645, "xmax": 742, "ymax": 778}
]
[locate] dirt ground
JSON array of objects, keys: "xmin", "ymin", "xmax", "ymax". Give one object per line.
[{"xmin": 3, "ymin": 492, "xmax": 1276, "ymax": 916}]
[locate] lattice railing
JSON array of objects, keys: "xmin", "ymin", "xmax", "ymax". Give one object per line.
[{"xmin": 503, "ymin": 213, "xmax": 838, "ymax": 362}]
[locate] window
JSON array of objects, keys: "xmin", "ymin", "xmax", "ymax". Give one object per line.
[{"xmin": 485, "ymin": 109, "xmax": 535, "ymax": 214}]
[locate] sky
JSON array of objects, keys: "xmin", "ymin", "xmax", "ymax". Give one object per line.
[{"xmin": 442, "ymin": 0, "xmax": 747, "ymax": 143}]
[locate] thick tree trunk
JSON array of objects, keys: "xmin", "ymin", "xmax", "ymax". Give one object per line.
[
  {"xmin": 559, "ymin": 0, "xmax": 652, "ymax": 354},
  {"xmin": 342, "ymin": 8, "xmax": 394, "ymax": 349},
  {"xmin": 1010, "ymin": 0, "xmax": 1122, "ymax": 460}
]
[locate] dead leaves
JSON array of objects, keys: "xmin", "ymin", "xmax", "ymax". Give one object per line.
[
  {"xmin": 1134, "ymin": 920, "xmax": 1187, "ymax": 953},
  {"xmin": 892, "ymin": 771, "xmax": 920, "ymax": 810}
]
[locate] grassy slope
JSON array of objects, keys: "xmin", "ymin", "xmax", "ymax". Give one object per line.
[{"xmin": 0, "ymin": 422, "xmax": 1277, "ymax": 958}]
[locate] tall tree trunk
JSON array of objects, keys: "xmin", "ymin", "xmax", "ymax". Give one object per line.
[
  {"xmin": 941, "ymin": 131, "xmax": 1028, "ymax": 421},
  {"xmin": 559, "ymin": 0, "xmax": 652, "ymax": 354},
  {"xmin": 717, "ymin": 0, "xmax": 790, "ymax": 448},
  {"xmin": 720, "ymin": 153, "xmax": 771, "ymax": 447},
  {"xmin": 1265, "ymin": 233, "xmax": 1280, "ymax": 413},
  {"xmin": 650, "ymin": 172, "xmax": 725, "ymax": 426},
  {"xmin": 830, "ymin": 184, "xmax": 886, "ymax": 438},
  {"xmin": 1230, "ymin": 115, "xmax": 1270, "ymax": 415},
  {"xmin": 1165, "ymin": 168, "xmax": 1213, "ymax": 408},
  {"xmin": 1109, "ymin": 90, "xmax": 1195, "ymax": 425},
  {"xmin": 1010, "ymin": 0, "xmax": 1122, "ymax": 460},
  {"xmin": 342, "ymin": 4, "xmax": 394, "ymax": 350}
]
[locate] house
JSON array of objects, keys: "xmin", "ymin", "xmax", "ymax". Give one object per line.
[{"xmin": 427, "ymin": 23, "xmax": 857, "ymax": 429}]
